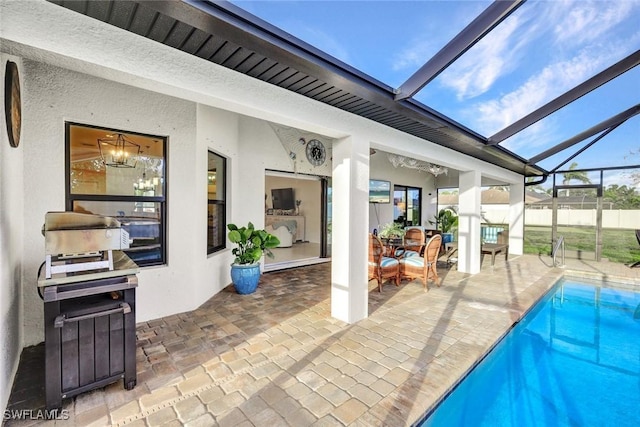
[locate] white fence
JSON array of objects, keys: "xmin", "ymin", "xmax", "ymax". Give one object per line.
[{"xmin": 481, "ymin": 207, "xmax": 640, "ymax": 229}]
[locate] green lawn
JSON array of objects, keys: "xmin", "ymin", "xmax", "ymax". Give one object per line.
[{"xmin": 523, "ymin": 225, "xmax": 640, "ymax": 264}]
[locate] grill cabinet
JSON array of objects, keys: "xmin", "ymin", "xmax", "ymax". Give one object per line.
[
  {"xmin": 42, "ymin": 274, "xmax": 137, "ymax": 410},
  {"xmin": 39, "ymin": 212, "xmax": 139, "ymax": 410}
]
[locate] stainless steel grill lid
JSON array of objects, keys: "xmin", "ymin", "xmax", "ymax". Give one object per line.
[{"xmin": 41, "ymin": 211, "xmax": 135, "ymax": 282}]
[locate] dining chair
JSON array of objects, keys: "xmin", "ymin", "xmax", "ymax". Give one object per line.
[
  {"xmin": 394, "ymin": 227, "xmax": 426, "ymax": 258},
  {"xmin": 368, "ymin": 233, "xmax": 400, "ymax": 292},
  {"xmin": 399, "ymin": 234, "xmax": 442, "ymax": 291}
]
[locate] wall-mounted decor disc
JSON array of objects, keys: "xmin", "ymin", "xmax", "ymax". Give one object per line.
[{"xmin": 4, "ymin": 61, "xmax": 22, "ymax": 148}]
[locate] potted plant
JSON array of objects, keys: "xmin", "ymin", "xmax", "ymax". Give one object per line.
[
  {"xmin": 377, "ymin": 222, "xmax": 405, "ymax": 240},
  {"xmin": 228, "ymin": 222, "xmax": 280, "ymax": 294},
  {"xmin": 430, "ymin": 208, "xmax": 458, "ymax": 244}
]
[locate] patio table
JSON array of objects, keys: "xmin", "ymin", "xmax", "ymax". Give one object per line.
[
  {"xmin": 380, "ymin": 237, "xmax": 403, "ymax": 258},
  {"xmin": 481, "ymin": 243, "xmax": 509, "ymax": 267},
  {"xmin": 443, "ymin": 242, "xmax": 458, "ymax": 264}
]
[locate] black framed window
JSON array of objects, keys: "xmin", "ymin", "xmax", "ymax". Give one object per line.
[
  {"xmin": 207, "ymin": 150, "xmax": 226, "ymax": 254},
  {"xmin": 393, "ymin": 185, "xmax": 422, "ymax": 227},
  {"xmin": 65, "ymin": 122, "xmax": 167, "ymax": 266}
]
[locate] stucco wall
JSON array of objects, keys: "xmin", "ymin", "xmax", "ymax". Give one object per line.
[
  {"xmin": 0, "ymin": 54, "xmax": 24, "ymax": 415},
  {"xmin": 14, "ymin": 59, "xmax": 347, "ymax": 347},
  {"xmin": 368, "ymin": 151, "xmax": 437, "ymax": 232},
  {"xmin": 196, "ymin": 104, "xmax": 238, "ymax": 300},
  {"xmin": 235, "ymin": 118, "xmax": 293, "ymax": 229},
  {"xmin": 19, "ymin": 60, "xmax": 207, "ymax": 345}
]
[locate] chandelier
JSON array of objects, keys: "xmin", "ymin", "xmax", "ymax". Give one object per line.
[
  {"xmin": 133, "ymin": 171, "xmax": 160, "ymax": 192},
  {"xmin": 98, "ymin": 133, "xmax": 140, "ymax": 168},
  {"xmin": 387, "ymin": 154, "xmax": 448, "ymax": 176}
]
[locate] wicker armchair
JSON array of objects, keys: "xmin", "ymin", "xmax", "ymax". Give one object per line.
[
  {"xmin": 368, "ymin": 233, "xmax": 400, "ymax": 292},
  {"xmin": 399, "ymin": 234, "xmax": 442, "ymax": 291},
  {"xmin": 396, "ymin": 227, "xmax": 426, "ymax": 258}
]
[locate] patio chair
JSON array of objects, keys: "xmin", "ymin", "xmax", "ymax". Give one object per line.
[
  {"xmin": 368, "ymin": 233, "xmax": 400, "ymax": 292},
  {"xmin": 399, "ymin": 234, "xmax": 442, "ymax": 291},
  {"xmin": 394, "ymin": 227, "xmax": 426, "ymax": 258},
  {"xmin": 631, "ymin": 230, "xmax": 640, "ymax": 268}
]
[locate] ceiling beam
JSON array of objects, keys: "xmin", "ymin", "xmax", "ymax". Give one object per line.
[
  {"xmin": 527, "ymin": 104, "xmax": 640, "ymax": 164},
  {"xmin": 394, "ymin": 0, "xmax": 525, "ymax": 101},
  {"xmin": 489, "ymin": 50, "xmax": 640, "ymax": 145}
]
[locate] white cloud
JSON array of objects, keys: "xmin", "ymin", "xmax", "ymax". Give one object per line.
[
  {"xmin": 500, "ymin": 119, "xmax": 559, "ymax": 159},
  {"xmin": 602, "ymin": 170, "xmax": 640, "ymax": 189},
  {"xmin": 391, "ymin": 2, "xmax": 490, "ymax": 74},
  {"xmin": 472, "ymin": 48, "xmax": 618, "ymax": 136},
  {"xmin": 553, "ymin": 0, "xmax": 639, "ymax": 46},
  {"xmin": 432, "ymin": 0, "xmax": 640, "ymax": 102},
  {"xmin": 392, "ymin": 39, "xmax": 439, "ymax": 72},
  {"xmin": 439, "ymin": 16, "xmax": 521, "ymax": 100}
]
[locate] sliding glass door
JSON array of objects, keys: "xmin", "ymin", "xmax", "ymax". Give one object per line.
[{"xmin": 393, "ymin": 185, "xmax": 421, "ymax": 227}]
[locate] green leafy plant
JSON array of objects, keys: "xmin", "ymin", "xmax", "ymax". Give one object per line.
[
  {"xmin": 430, "ymin": 208, "xmax": 459, "ymax": 233},
  {"xmin": 227, "ymin": 222, "xmax": 280, "ymax": 265},
  {"xmin": 378, "ymin": 222, "xmax": 405, "ymax": 239}
]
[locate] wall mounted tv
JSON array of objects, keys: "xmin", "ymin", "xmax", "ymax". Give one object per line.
[
  {"xmin": 369, "ymin": 179, "xmax": 391, "ymax": 203},
  {"xmin": 272, "ymin": 188, "xmax": 295, "ymax": 210}
]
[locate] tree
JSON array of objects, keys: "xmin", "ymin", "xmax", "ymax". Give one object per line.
[
  {"xmin": 562, "ymin": 162, "xmax": 591, "ymax": 185},
  {"xmin": 525, "ymin": 176, "xmax": 550, "ymax": 194},
  {"xmin": 625, "ymin": 148, "xmax": 640, "ymax": 186},
  {"xmin": 604, "ymin": 184, "xmax": 640, "ymax": 209},
  {"xmin": 561, "ymin": 162, "xmax": 591, "ymax": 196}
]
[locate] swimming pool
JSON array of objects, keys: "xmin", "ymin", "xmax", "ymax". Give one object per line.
[{"xmin": 419, "ymin": 277, "xmax": 640, "ymax": 427}]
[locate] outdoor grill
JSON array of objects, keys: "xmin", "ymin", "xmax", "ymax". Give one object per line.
[{"xmin": 39, "ymin": 212, "xmax": 139, "ymax": 410}]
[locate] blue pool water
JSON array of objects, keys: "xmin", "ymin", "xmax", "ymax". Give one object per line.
[{"xmin": 419, "ymin": 278, "xmax": 640, "ymax": 427}]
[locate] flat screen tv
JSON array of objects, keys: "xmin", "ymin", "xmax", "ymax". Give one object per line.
[
  {"xmin": 369, "ymin": 179, "xmax": 391, "ymax": 203},
  {"xmin": 272, "ymin": 188, "xmax": 295, "ymax": 210}
]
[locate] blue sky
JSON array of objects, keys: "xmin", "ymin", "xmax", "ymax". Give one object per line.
[{"xmin": 230, "ymin": 0, "xmax": 640, "ymax": 184}]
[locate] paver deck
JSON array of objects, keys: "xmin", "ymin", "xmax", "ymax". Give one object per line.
[{"xmin": 5, "ymin": 254, "xmax": 639, "ymax": 426}]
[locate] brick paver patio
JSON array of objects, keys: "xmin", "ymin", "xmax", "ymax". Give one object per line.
[{"xmin": 5, "ymin": 254, "xmax": 639, "ymax": 426}]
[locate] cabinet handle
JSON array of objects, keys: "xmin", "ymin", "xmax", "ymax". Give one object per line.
[{"xmin": 54, "ymin": 303, "xmax": 131, "ymax": 328}]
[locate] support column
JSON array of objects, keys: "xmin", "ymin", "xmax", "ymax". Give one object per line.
[
  {"xmin": 331, "ymin": 135, "xmax": 369, "ymax": 323},
  {"xmin": 509, "ymin": 180, "xmax": 525, "ymax": 255},
  {"xmin": 458, "ymin": 170, "xmax": 482, "ymax": 274}
]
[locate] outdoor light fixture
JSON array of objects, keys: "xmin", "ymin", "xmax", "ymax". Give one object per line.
[
  {"xmin": 98, "ymin": 133, "xmax": 140, "ymax": 168},
  {"xmin": 387, "ymin": 154, "xmax": 448, "ymax": 176}
]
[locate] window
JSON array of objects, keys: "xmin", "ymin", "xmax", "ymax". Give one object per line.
[
  {"xmin": 393, "ymin": 185, "xmax": 422, "ymax": 227},
  {"xmin": 66, "ymin": 122, "xmax": 167, "ymax": 266},
  {"xmin": 207, "ymin": 150, "xmax": 226, "ymax": 254}
]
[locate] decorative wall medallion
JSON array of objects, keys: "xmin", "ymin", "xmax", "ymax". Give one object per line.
[
  {"xmin": 305, "ymin": 139, "xmax": 326, "ymax": 166},
  {"xmin": 4, "ymin": 61, "xmax": 21, "ymax": 148}
]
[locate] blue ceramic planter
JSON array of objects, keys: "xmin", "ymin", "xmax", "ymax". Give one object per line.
[
  {"xmin": 442, "ymin": 233, "xmax": 454, "ymax": 244},
  {"xmin": 230, "ymin": 263, "xmax": 261, "ymax": 294}
]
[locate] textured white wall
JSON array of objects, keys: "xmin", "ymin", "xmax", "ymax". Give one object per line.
[
  {"xmin": 0, "ymin": 54, "xmax": 24, "ymax": 416},
  {"xmin": 331, "ymin": 135, "xmax": 370, "ymax": 323},
  {"xmin": 368, "ymin": 152, "xmax": 437, "ymax": 232},
  {"xmin": 197, "ymin": 105, "xmax": 238, "ymax": 300},
  {"xmin": 235, "ymin": 118, "xmax": 282, "ymax": 230},
  {"xmin": 19, "ymin": 60, "xmax": 201, "ymax": 345}
]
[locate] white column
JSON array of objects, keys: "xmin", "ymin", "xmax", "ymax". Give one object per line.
[
  {"xmin": 509, "ymin": 180, "xmax": 525, "ymax": 255},
  {"xmin": 458, "ymin": 170, "xmax": 482, "ymax": 274},
  {"xmin": 331, "ymin": 135, "xmax": 369, "ymax": 323}
]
